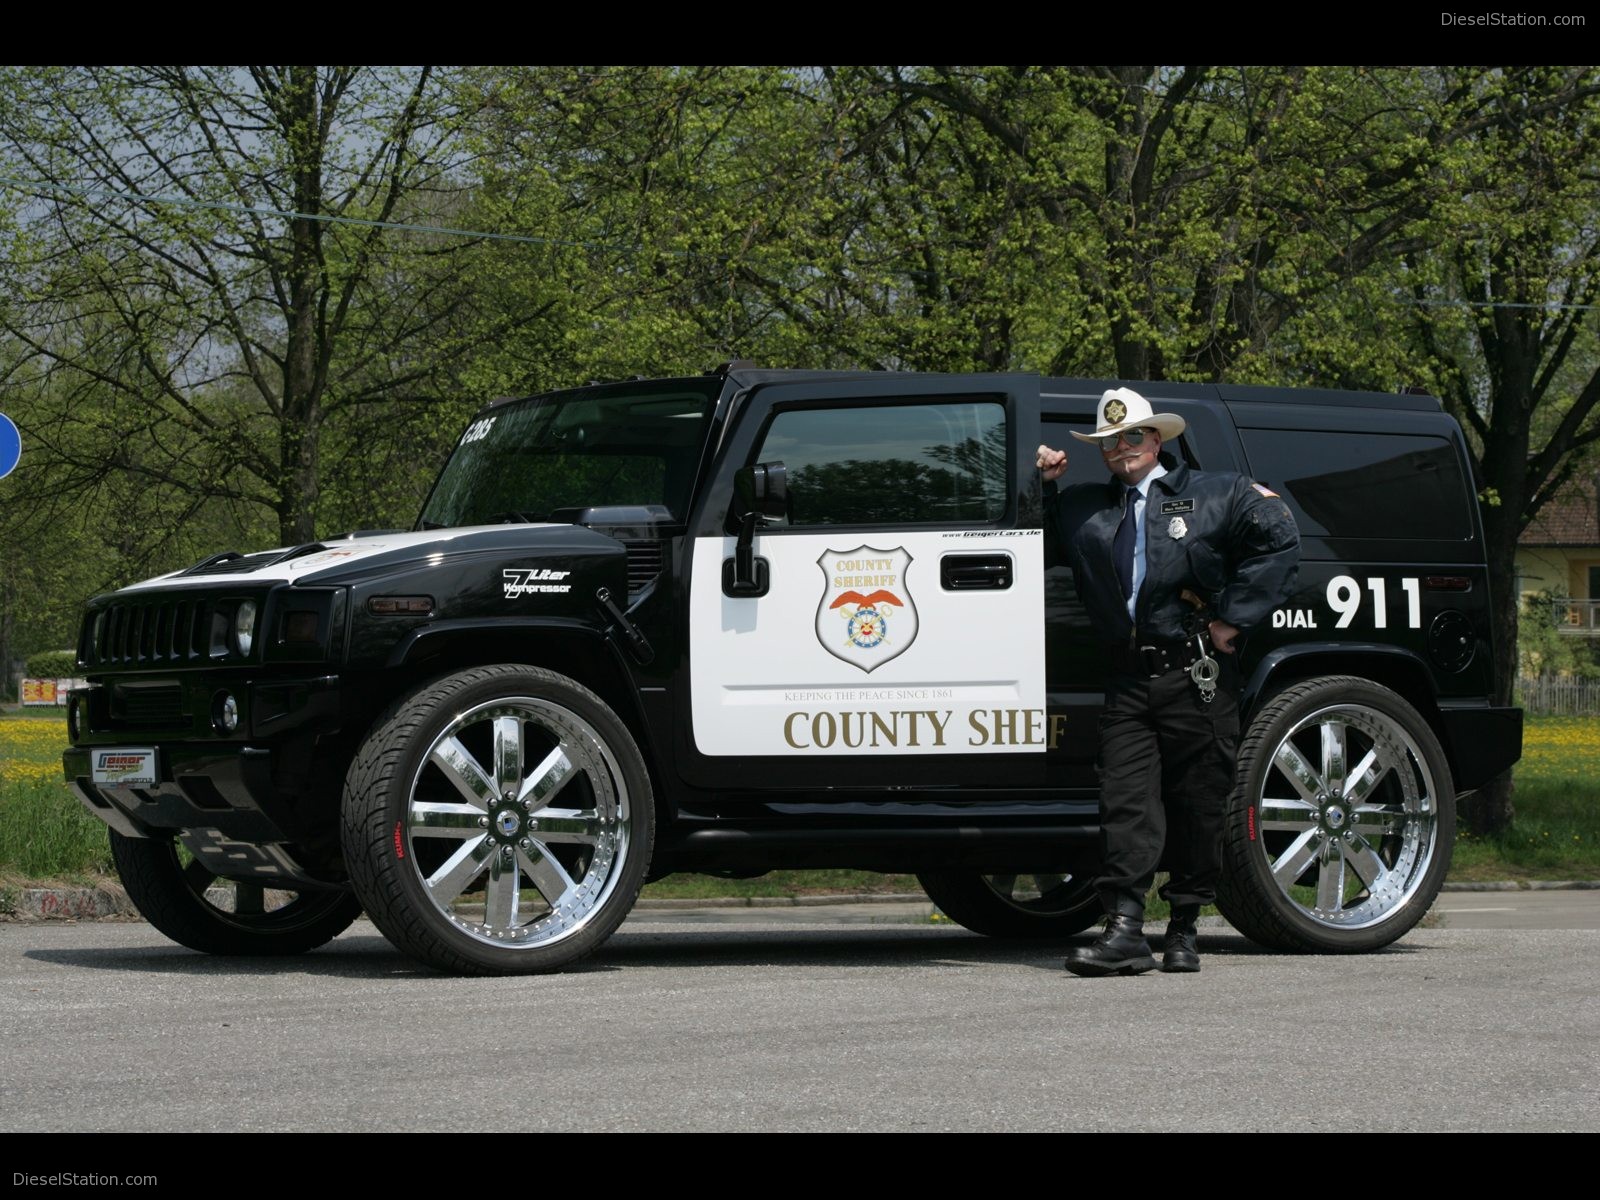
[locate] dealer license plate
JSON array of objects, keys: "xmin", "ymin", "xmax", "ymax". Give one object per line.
[{"xmin": 90, "ymin": 748, "xmax": 158, "ymax": 786}]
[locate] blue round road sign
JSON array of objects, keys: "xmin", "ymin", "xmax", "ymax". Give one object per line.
[{"xmin": 0, "ymin": 413, "xmax": 19, "ymax": 480}]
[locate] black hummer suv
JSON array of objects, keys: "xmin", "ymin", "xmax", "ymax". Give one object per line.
[{"xmin": 63, "ymin": 366, "xmax": 1523, "ymax": 974}]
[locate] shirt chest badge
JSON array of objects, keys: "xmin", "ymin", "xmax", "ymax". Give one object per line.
[{"xmin": 1168, "ymin": 516, "xmax": 1188, "ymax": 540}]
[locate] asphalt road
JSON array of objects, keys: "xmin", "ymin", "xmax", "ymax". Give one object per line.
[
  {"xmin": 3, "ymin": 892, "xmax": 1597, "ymax": 1133},
  {"xmin": 1431, "ymin": 887, "xmax": 1600, "ymax": 929}
]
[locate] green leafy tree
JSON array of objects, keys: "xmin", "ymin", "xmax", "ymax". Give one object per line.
[
  {"xmin": 459, "ymin": 67, "xmax": 1071, "ymax": 377},
  {"xmin": 1401, "ymin": 67, "xmax": 1600, "ymax": 830},
  {"xmin": 0, "ymin": 67, "xmax": 492, "ymax": 548},
  {"xmin": 870, "ymin": 67, "xmax": 1528, "ymax": 382}
]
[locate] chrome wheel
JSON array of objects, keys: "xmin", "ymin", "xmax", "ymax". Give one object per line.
[
  {"xmin": 979, "ymin": 872, "xmax": 1094, "ymax": 914},
  {"xmin": 1219, "ymin": 676, "xmax": 1454, "ymax": 953},
  {"xmin": 917, "ymin": 867, "xmax": 1100, "ymax": 938},
  {"xmin": 405, "ymin": 696, "xmax": 632, "ymax": 952},
  {"xmin": 1255, "ymin": 703, "xmax": 1438, "ymax": 929},
  {"xmin": 108, "ymin": 829, "xmax": 360, "ymax": 956}
]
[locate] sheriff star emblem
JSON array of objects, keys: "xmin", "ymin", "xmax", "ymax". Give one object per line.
[
  {"xmin": 1104, "ymin": 398, "xmax": 1127, "ymax": 424},
  {"xmin": 815, "ymin": 546, "xmax": 918, "ymax": 673}
]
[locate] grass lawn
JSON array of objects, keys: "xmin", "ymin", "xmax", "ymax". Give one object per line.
[
  {"xmin": 1449, "ymin": 716, "xmax": 1600, "ymax": 881},
  {"xmin": 4, "ymin": 707, "xmax": 1597, "ymax": 899},
  {"xmin": 0, "ymin": 711, "xmax": 113, "ymax": 886}
]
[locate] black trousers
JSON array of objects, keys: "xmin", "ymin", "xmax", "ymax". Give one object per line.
[{"xmin": 1094, "ymin": 663, "xmax": 1241, "ymax": 915}]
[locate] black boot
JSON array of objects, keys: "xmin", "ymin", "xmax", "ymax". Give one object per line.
[
  {"xmin": 1064, "ymin": 913, "xmax": 1156, "ymax": 977},
  {"xmin": 1161, "ymin": 907, "xmax": 1201, "ymax": 973}
]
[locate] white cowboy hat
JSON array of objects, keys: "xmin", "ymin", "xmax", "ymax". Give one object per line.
[{"xmin": 1070, "ymin": 386, "xmax": 1187, "ymax": 445}]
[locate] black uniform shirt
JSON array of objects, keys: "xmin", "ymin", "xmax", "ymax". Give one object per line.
[{"xmin": 1046, "ymin": 454, "xmax": 1301, "ymax": 647}]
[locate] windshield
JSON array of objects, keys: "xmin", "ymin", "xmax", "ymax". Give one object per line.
[{"xmin": 419, "ymin": 381, "xmax": 720, "ymax": 528}]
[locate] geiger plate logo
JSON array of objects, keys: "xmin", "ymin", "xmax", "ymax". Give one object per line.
[{"xmin": 815, "ymin": 546, "xmax": 917, "ymax": 673}]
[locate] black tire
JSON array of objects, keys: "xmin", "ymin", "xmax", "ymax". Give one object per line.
[
  {"xmin": 340, "ymin": 665, "xmax": 654, "ymax": 975},
  {"xmin": 917, "ymin": 868, "xmax": 1101, "ymax": 939},
  {"xmin": 1216, "ymin": 676, "xmax": 1455, "ymax": 953},
  {"xmin": 108, "ymin": 829, "xmax": 361, "ymax": 956}
]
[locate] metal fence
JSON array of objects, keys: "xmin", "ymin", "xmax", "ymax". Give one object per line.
[{"xmin": 1516, "ymin": 675, "xmax": 1600, "ymax": 715}]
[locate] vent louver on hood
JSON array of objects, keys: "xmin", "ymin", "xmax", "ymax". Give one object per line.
[
  {"xmin": 623, "ymin": 542, "xmax": 663, "ymax": 600},
  {"xmin": 179, "ymin": 542, "xmax": 337, "ymax": 577}
]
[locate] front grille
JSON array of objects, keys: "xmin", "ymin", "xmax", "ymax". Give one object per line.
[
  {"xmin": 114, "ymin": 682, "xmax": 185, "ymax": 726},
  {"xmin": 624, "ymin": 542, "xmax": 664, "ymax": 599},
  {"xmin": 83, "ymin": 597, "xmax": 217, "ymax": 667}
]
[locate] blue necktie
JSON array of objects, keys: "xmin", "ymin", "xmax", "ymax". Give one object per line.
[{"xmin": 1113, "ymin": 485, "xmax": 1139, "ymax": 600}]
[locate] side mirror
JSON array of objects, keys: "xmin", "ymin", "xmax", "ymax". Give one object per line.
[
  {"xmin": 725, "ymin": 462, "xmax": 787, "ymax": 596},
  {"xmin": 735, "ymin": 461, "xmax": 788, "ymax": 521}
]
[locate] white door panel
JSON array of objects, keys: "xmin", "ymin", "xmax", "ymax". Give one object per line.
[{"xmin": 689, "ymin": 529, "xmax": 1045, "ymax": 756}]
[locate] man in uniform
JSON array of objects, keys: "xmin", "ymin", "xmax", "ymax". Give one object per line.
[{"xmin": 1038, "ymin": 386, "xmax": 1299, "ymax": 976}]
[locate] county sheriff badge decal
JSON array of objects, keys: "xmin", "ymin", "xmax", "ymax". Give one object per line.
[{"xmin": 815, "ymin": 546, "xmax": 918, "ymax": 673}]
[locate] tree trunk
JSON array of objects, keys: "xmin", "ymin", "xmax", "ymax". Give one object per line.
[
  {"xmin": 0, "ymin": 564, "xmax": 14, "ymax": 702},
  {"xmin": 279, "ymin": 65, "xmax": 325, "ymax": 546},
  {"xmin": 1470, "ymin": 495, "xmax": 1522, "ymax": 834},
  {"xmin": 1465, "ymin": 263, "xmax": 1539, "ymax": 836}
]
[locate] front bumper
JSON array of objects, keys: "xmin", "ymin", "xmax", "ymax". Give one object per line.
[
  {"xmin": 66, "ymin": 743, "xmax": 283, "ymax": 839},
  {"xmin": 64, "ymin": 742, "xmax": 348, "ymax": 890},
  {"xmin": 63, "ymin": 673, "xmax": 348, "ymax": 886}
]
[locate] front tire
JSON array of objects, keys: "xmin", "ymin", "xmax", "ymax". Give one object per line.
[
  {"xmin": 1217, "ymin": 676, "xmax": 1454, "ymax": 952},
  {"xmin": 341, "ymin": 665, "xmax": 653, "ymax": 975},
  {"xmin": 109, "ymin": 829, "xmax": 360, "ymax": 956},
  {"xmin": 917, "ymin": 868, "xmax": 1101, "ymax": 939}
]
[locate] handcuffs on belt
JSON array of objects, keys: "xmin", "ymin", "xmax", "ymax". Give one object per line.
[
  {"xmin": 1188, "ymin": 633, "xmax": 1220, "ymax": 704},
  {"xmin": 1182, "ymin": 589, "xmax": 1220, "ymax": 704}
]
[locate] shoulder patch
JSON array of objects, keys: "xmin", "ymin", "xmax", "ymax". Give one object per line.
[
  {"xmin": 1159, "ymin": 498, "xmax": 1195, "ymax": 515},
  {"xmin": 1251, "ymin": 483, "xmax": 1279, "ymax": 498}
]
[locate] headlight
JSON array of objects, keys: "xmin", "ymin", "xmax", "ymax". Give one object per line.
[
  {"xmin": 233, "ymin": 600, "xmax": 258, "ymax": 656},
  {"xmin": 212, "ymin": 691, "xmax": 240, "ymax": 734}
]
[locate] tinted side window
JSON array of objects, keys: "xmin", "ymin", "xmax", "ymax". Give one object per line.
[
  {"xmin": 756, "ymin": 401, "xmax": 1006, "ymax": 526},
  {"xmin": 1239, "ymin": 430, "xmax": 1471, "ymax": 540},
  {"xmin": 1041, "ymin": 418, "xmax": 1111, "ymax": 708}
]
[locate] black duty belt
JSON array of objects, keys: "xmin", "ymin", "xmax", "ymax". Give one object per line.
[{"xmin": 1114, "ymin": 635, "xmax": 1214, "ymax": 679}]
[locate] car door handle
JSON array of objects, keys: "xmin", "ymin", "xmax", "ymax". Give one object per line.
[{"xmin": 941, "ymin": 554, "xmax": 1012, "ymax": 590}]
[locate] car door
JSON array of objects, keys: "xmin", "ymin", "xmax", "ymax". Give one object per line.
[{"xmin": 680, "ymin": 374, "xmax": 1047, "ymax": 791}]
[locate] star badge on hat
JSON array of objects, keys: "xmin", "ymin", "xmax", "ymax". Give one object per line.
[{"xmin": 1071, "ymin": 386, "xmax": 1188, "ymax": 445}]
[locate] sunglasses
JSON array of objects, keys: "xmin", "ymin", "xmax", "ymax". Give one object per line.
[{"xmin": 1098, "ymin": 427, "xmax": 1154, "ymax": 452}]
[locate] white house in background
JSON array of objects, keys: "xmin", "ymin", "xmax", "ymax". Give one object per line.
[{"xmin": 1516, "ymin": 470, "xmax": 1600, "ymax": 636}]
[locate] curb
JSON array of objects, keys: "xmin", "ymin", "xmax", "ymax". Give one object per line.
[
  {"xmin": 634, "ymin": 892, "xmax": 929, "ymax": 911},
  {"xmin": 9, "ymin": 881, "xmax": 1600, "ymax": 921},
  {"xmin": 3, "ymin": 886, "xmax": 941, "ymax": 921},
  {"xmin": 10, "ymin": 883, "xmax": 136, "ymax": 920},
  {"xmin": 7, "ymin": 883, "xmax": 267, "ymax": 921},
  {"xmin": 1439, "ymin": 879, "xmax": 1600, "ymax": 892}
]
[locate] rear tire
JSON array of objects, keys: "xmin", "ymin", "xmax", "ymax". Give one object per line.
[
  {"xmin": 1217, "ymin": 676, "xmax": 1453, "ymax": 952},
  {"xmin": 917, "ymin": 868, "xmax": 1101, "ymax": 939}
]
